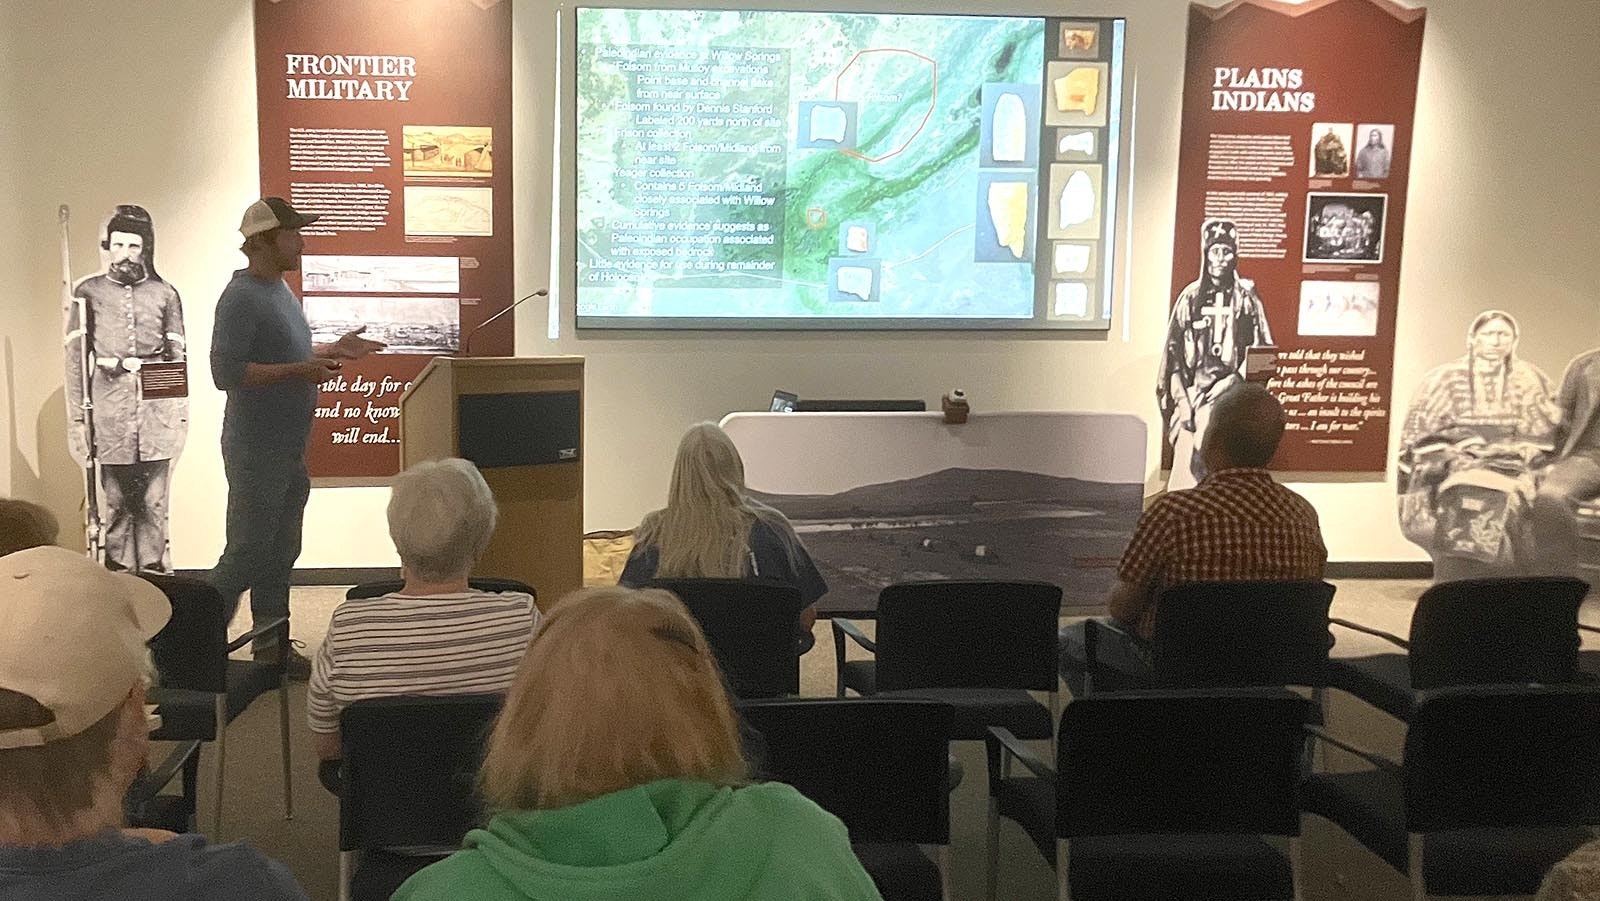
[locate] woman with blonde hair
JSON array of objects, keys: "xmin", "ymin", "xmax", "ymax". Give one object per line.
[
  {"xmin": 393, "ymin": 586, "xmax": 880, "ymax": 900},
  {"xmin": 621, "ymin": 422, "xmax": 827, "ymax": 632}
]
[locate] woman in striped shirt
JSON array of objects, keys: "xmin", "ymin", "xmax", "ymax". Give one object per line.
[{"xmin": 306, "ymin": 458, "xmax": 538, "ymax": 764}]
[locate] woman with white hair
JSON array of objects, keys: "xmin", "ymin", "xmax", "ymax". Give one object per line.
[
  {"xmin": 393, "ymin": 586, "xmax": 879, "ymax": 900},
  {"xmin": 306, "ymin": 458, "xmax": 538, "ymax": 763},
  {"xmin": 620, "ymin": 422, "xmax": 827, "ymax": 633}
]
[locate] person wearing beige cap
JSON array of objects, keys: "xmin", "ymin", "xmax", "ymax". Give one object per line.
[
  {"xmin": 0, "ymin": 546, "xmax": 306, "ymax": 899},
  {"xmin": 205, "ymin": 198, "xmax": 383, "ymax": 679}
]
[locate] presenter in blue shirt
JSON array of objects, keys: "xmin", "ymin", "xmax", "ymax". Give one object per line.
[{"xmin": 207, "ymin": 198, "xmax": 383, "ymax": 679}]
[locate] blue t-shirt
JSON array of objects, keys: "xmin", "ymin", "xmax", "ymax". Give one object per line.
[
  {"xmin": 209, "ymin": 269, "xmax": 316, "ymax": 458},
  {"xmin": 620, "ymin": 516, "xmax": 828, "ymax": 604},
  {"xmin": 0, "ymin": 830, "xmax": 306, "ymax": 900}
]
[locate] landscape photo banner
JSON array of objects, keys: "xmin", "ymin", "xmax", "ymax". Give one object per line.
[
  {"xmin": 1161, "ymin": 0, "xmax": 1424, "ymax": 479},
  {"xmin": 254, "ymin": 0, "xmax": 513, "ymax": 478}
]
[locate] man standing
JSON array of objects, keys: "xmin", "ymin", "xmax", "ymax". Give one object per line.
[
  {"xmin": 1159, "ymin": 218, "xmax": 1274, "ymax": 489},
  {"xmin": 208, "ymin": 198, "xmax": 382, "ymax": 678},
  {"xmin": 1533, "ymin": 347, "xmax": 1600, "ymax": 580},
  {"xmin": 1059, "ymin": 384, "xmax": 1327, "ymax": 694},
  {"xmin": 64, "ymin": 205, "xmax": 187, "ymax": 573}
]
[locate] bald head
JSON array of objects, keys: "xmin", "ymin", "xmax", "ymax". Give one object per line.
[{"xmin": 1202, "ymin": 384, "xmax": 1286, "ymax": 471}]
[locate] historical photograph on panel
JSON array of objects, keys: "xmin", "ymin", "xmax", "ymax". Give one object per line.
[
  {"xmin": 1392, "ymin": 310, "xmax": 1592, "ymax": 583},
  {"xmin": 1158, "ymin": 218, "xmax": 1274, "ymax": 490},
  {"xmin": 302, "ymin": 255, "xmax": 460, "ymax": 294},
  {"xmin": 724, "ymin": 413, "xmax": 1147, "ymax": 616},
  {"xmin": 62, "ymin": 203, "xmax": 188, "ymax": 573},
  {"xmin": 1309, "ymin": 122, "xmax": 1352, "ymax": 177},
  {"xmin": 1297, "ymin": 280, "xmax": 1380, "ymax": 336},
  {"xmin": 403, "ymin": 126, "xmax": 493, "ymax": 177},
  {"xmin": 1354, "ymin": 123, "xmax": 1395, "ymax": 179},
  {"xmin": 1304, "ymin": 193, "xmax": 1386, "ymax": 264},
  {"xmin": 403, "ymin": 186, "xmax": 493, "ymax": 237},
  {"xmin": 304, "ymin": 296, "xmax": 460, "ymax": 354}
]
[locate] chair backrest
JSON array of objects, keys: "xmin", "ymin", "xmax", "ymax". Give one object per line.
[
  {"xmin": 874, "ymin": 580, "xmax": 1061, "ymax": 692},
  {"xmin": 1057, "ymin": 689, "xmax": 1310, "ymax": 839},
  {"xmin": 345, "ymin": 578, "xmax": 537, "ymax": 602},
  {"xmin": 739, "ymin": 698, "xmax": 951, "ymax": 845},
  {"xmin": 1150, "ymin": 580, "xmax": 1337, "ymax": 688},
  {"xmin": 339, "ymin": 694, "xmax": 504, "ymax": 851},
  {"xmin": 142, "ymin": 573, "xmax": 229, "ymax": 694},
  {"xmin": 1407, "ymin": 577, "xmax": 1589, "ymax": 690},
  {"xmin": 1404, "ymin": 684, "xmax": 1600, "ymax": 833},
  {"xmin": 651, "ymin": 578, "xmax": 807, "ymax": 698}
]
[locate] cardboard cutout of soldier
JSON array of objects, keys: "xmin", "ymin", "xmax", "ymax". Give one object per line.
[
  {"xmin": 64, "ymin": 205, "xmax": 188, "ymax": 573},
  {"xmin": 1158, "ymin": 218, "xmax": 1274, "ymax": 489}
]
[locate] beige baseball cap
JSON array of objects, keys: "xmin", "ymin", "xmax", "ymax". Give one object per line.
[
  {"xmin": 0, "ymin": 546, "xmax": 170, "ymax": 749},
  {"xmin": 239, "ymin": 196, "xmax": 321, "ymax": 238}
]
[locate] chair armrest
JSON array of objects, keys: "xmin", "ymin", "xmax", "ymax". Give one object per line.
[
  {"xmin": 226, "ymin": 616, "xmax": 290, "ymax": 654},
  {"xmin": 1328, "ymin": 616, "xmax": 1409, "ymax": 650},
  {"xmin": 986, "ymin": 726, "xmax": 1055, "ymax": 781},
  {"xmin": 1305, "ymin": 725, "xmax": 1402, "ymax": 775},
  {"xmin": 1082, "ymin": 617, "xmax": 1135, "ymax": 694},
  {"xmin": 127, "ymin": 740, "xmax": 202, "ymax": 806},
  {"xmin": 831, "ymin": 618, "xmax": 876, "ymax": 654}
]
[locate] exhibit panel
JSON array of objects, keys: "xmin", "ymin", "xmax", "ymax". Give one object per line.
[
  {"xmin": 721, "ymin": 411, "xmax": 1146, "ymax": 614},
  {"xmin": 1162, "ymin": 0, "xmax": 1426, "ymax": 484},
  {"xmin": 254, "ymin": 0, "xmax": 516, "ymax": 479}
]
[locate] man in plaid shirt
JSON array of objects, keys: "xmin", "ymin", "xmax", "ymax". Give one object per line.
[{"xmin": 1060, "ymin": 384, "xmax": 1327, "ymax": 694}]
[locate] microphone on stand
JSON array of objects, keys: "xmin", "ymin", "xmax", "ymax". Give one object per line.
[{"xmin": 461, "ymin": 289, "xmax": 548, "ymax": 356}]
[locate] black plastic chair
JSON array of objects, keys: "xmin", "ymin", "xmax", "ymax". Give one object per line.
[
  {"xmin": 1080, "ymin": 580, "xmax": 1336, "ymax": 693},
  {"xmin": 986, "ymin": 689, "xmax": 1311, "ymax": 901},
  {"xmin": 143, "ymin": 573, "xmax": 291, "ymax": 836},
  {"xmin": 345, "ymin": 577, "xmax": 536, "ymax": 602},
  {"xmin": 1327, "ymin": 577, "xmax": 1590, "ymax": 720},
  {"xmin": 834, "ymin": 581, "xmax": 1062, "ymax": 741},
  {"xmin": 740, "ymin": 698, "xmax": 954, "ymax": 901},
  {"xmin": 1303, "ymin": 683, "xmax": 1600, "ymax": 898},
  {"xmin": 338, "ymin": 694, "xmax": 503, "ymax": 901},
  {"xmin": 651, "ymin": 578, "xmax": 809, "ymax": 698},
  {"xmin": 125, "ymin": 739, "xmax": 203, "ymax": 833}
]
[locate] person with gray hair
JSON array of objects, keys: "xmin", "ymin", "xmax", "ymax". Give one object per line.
[
  {"xmin": 1058, "ymin": 383, "xmax": 1327, "ymax": 694},
  {"xmin": 306, "ymin": 458, "xmax": 538, "ymax": 765},
  {"xmin": 0, "ymin": 546, "xmax": 306, "ymax": 899}
]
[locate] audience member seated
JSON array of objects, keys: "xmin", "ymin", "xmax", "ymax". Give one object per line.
[
  {"xmin": 0, "ymin": 546, "xmax": 306, "ymax": 900},
  {"xmin": 620, "ymin": 421, "xmax": 827, "ymax": 635},
  {"xmin": 392, "ymin": 586, "xmax": 881, "ymax": 900},
  {"xmin": 0, "ymin": 498, "xmax": 59, "ymax": 557},
  {"xmin": 307, "ymin": 458, "xmax": 539, "ymax": 770},
  {"xmin": 1059, "ymin": 384, "xmax": 1328, "ymax": 695}
]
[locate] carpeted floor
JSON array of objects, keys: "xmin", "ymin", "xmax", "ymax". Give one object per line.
[{"xmin": 151, "ymin": 579, "xmax": 1596, "ymax": 900}]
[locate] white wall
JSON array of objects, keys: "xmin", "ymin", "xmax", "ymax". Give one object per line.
[{"xmin": 3, "ymin": 0, "xmax": 1597, "ymax": 569}]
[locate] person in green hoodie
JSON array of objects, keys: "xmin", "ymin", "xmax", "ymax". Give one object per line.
[{"xmin": 393, "ymin": 586, "xmax": 883, "ymax": 901}]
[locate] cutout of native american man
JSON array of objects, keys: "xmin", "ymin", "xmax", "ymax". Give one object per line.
[{"xmin": 1158, "ymin": 218, "xmax": 1275, "ymax": 489}]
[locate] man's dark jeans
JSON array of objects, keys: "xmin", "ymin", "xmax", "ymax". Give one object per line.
[{"xmin": 207, "ymin": 452, "xmax": 310, "ymax": 646}]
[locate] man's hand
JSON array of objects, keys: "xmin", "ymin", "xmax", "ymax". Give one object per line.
[
  {"xmin": 325, "ymin": 326, "xmax": 386, "ymax": 360},
  {"xmin": 299, "ymin": 358, "xmax": 342, "ymax": 382}
]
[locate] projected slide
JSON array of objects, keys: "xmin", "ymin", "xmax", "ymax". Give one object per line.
[{"xmin": 573, "ymin": 8, "xmax": 1125, "ymax": 329}]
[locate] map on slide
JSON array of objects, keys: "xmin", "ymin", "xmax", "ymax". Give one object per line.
[{"xmin": 575, "ymin": 8, "xmax": 1050, "ymax": 323}]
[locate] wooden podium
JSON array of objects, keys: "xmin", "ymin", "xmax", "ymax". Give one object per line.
[{"xmin": 399, "ymin": 356, "xmax": 584, "ymax": 607}]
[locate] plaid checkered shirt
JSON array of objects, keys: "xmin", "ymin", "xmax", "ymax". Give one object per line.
[{"xmin": 1113, "ymin": 468, "xmax": 1327, "ymax": 639}]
